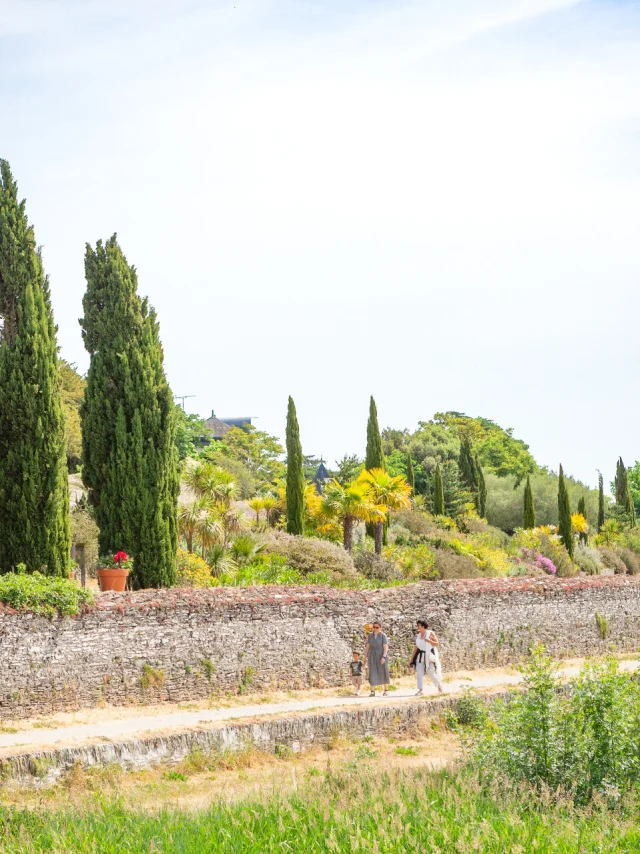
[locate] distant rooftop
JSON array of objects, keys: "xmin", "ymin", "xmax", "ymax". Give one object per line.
[{"xmin": 203, "ymin": 411, "xmax": 253, "ymax": 440}]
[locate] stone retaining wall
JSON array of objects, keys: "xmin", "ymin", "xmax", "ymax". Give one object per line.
[{"xmin": 1, "ymin": 577, "xmax": 639, "ymax": 719}]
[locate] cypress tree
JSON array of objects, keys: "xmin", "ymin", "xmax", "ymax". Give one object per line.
[
  {"xmin": 432, "ymin": 463, "xmax": 445, "ymax": 516},
  {"xmin": 80, "ymin": 236, "xmax": 178, "ymax": 588},
  {"xmin": 597, "ymin": 472, "xmax": 605, "ymax": 532},
  {"xmin": 577, "ymin": 495, "xmax": 588, "ymax": 544},
  {"xmin": 406, "ymin": 453, "xmax": 415, "ymax": 492},
  {"xmin": 285, "ymin": 396, "xmax": 305, "ymax": 535},
  {"xmin": 523, "ymin": 475, "xmax": 536, "ymax": 529},
  {"xmin": 458, "ymin": 438, "xmax": 477, "ymax": 492},
  {"xmin": 475, "ymin": 453, "xmax": 486, "ymax": 518},
  {"xmin": 557, "ymin": 464, "xmax": 573, "ymax": 558},
  {"xmin": 0, "ymin": 161, "xmax": 70, "ymax": 575},
  {"xmin": 365, "ymin": 396, "xmax": 385, "ymax": 539},
  {"xmin": 615, "ymin": 457, "xmax": 636, "ymax": 526}
]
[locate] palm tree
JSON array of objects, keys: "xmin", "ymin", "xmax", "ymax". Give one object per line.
[
  {"xmin": 357, "ymin": 468, "xmax": 412, "ymax": 555},
  {"xmin": 207, "ymin": 543, "xmax": 237, "ymax": 579},
  {"xmin": 197, "ymin": 508, "xmax": 224, "ymax": 559},
  {"xmin": 184, "ymin": 461, "xmax": 239, "ymax": 507},
  {"xmin": 247, "ymin": 496, "xmax": 265, "ymax": 528},
  {"xmin": 178, "ymin": 496, "xmax": 223, "ymax": 555},
  {"xmin": 261, "ymin": 496, "xmax": 276, "ymax": 527},
  {"xmin": 321, "ymin": 479, "xmax": 384, "ymax": 552},
  {"xmin": 178, "ymin": 497, "xmax": 207, "ymax": 553}
]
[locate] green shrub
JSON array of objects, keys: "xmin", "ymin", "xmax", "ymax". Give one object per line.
[
  {"xmin": 391, "ymin": 510, "xmax": 439, "ymax": 538},
  {"xmin": 262, "ymin": 533, "xmax": 355, "ymax": 578},
  {"xmin": 433, "ymin": 550, "xmax": 481, "ymax": 579},
  {"xmin": 0, "ymin": 571, "xmax": 94, "ymax": 617},
  {"xmin": 471, "ymin": 647, "xmax": 640, "ymax": 804},
  {"xmin": 354, "ymin": 552, "xmax": 402, "ymax": 582},
  {"xmin": 598, "ymin": 547, "xmax": 627, "ymax": 574},
  {"xmin": 617, "ymin": 547, "xmax": 640, "ymax": 575},
  {"xmin": 573, "ymin": 544, "xmax": 603, "ymax": 576},
  {"xmin": 456, "ymin": 691, "xmax": 488, "ymax": 727},
  {"xmin": 176, "ymin": 549, "xmax": 214, "ymax": 587}
]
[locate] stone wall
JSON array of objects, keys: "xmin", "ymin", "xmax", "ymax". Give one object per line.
[{"xmin": 1, "ymin": 577, "xmax": 639, "ymax": 719}]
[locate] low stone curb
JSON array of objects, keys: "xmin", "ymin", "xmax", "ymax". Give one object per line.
[{"xmin": 0, "ymin": 691, "xmax": 513, "ymax": 784}]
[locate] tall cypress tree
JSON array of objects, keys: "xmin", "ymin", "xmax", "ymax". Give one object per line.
[
  {"xmin": 406, "ymin": 453, "xmax": 415, "ymax": 492},
  {"xmin": 80, "ymin": 236, "xmax": 178, "ymax": 588},
  {"xmin": 577, "ymin": 495, "xmax": 588, "ymax": 544},
  {"xmin": 523, "ymin": 475, "xmax": 535, "ymax": 529},
  {"xmin": 458, "ymin": 438, "xmax": 477, "ymax": 492},
  {"xmin": 365, "ymin": 396, "xmax": 385, "ymax": 538},
  {"xmin": 615, "ymin": 457, "xmax": 636, "ymax": 526},
  {"xmin": 285, "ymin": 396, "xmax": 304, "ymax": 535},
  {"xmin": 0, "ymin": 161, "xmax": 70, "ymax": 575},
  {"xmin": 597, "ymin": 472, "xmax": 605, "ymax": 532},
  {"xmin": 475, "ymin": 453, "xmax": 486, "ymax": 518},
  {"xmin": 432, "ymin": 463, "xmax": 445, "ymax": 516},
  {"xmin": 557, "ymin": 464, "xmax": 573, "ymax": 558}
]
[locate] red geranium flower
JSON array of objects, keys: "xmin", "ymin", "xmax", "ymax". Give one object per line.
[{"xmin": 114, "ymin": 551, "xmax": 129, "ymax": 565}]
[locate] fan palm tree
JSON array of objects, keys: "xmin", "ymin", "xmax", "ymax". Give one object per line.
[
  {"xmin": 261, "ymin": 495, "xmax": 276, "ymax": 527},
  {"xmin": 321, "ymin": 479, "xmax": 384, "ymax": 552},
  {"xmin": 358, "ymin": 468, "xmax": 412, "ymax": 555}
]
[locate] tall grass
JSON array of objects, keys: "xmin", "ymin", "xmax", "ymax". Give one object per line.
[{"xmin": 1, "ymin": 766, "xmax": 639, "ymax": 853}]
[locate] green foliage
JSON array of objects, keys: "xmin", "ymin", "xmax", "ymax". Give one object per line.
[
  {"xmin": 627, "ymin": 461, "xmax": 640, "ymax": 520},
  {"xmin": 557, "ymin": 464, "xmax": 574, "ymax": 558},
  {"xmin": 595, "ymin": 611, "xmax": 609, "ymax": 640},
  {"xmin": 176, "ymin": 548, "xmax": 214, "ymax": 587},
  {"xmin": 70, "ymin": 506, "xmax": 100, "ymax": 576},
  {"xmin": 573, "ymin": 543, "xmax": 603, "ymax": 575},
  {"xmin": 432, "ymin": 462, "xmax": 445, "ymax": 516},
  {"xmin": 59, "ymin": 360, "xmax": 85, "ymax": 471},
  {"xmin": 405, "ymin": 453, "xmax": 415, "ymax": 491},
  {"xmin": 285, "ymin": 397, "xmax": 305, "ymax": 535},
  {"xmin": 334, "ymin": 453, "xmax": 363, "ymax": 486},
  {"xmin": 0, "ymin": 570, "xmax": 93, "ymax": 616},
  {"xmin": 614, "ymin": 457, "xmax": 636, "ymax": 526},
  {"xmin": 0, "ymin": 160, "xmax": 70, "ymax": 576},
  {"xmin": 202, "ymin": 425, "xmax": 284, "ymax": 489},
  {"xmin": 80, "ymin": 236, "xmax": 179, "ymax": 589},
  {"xmin": 472, "ymin": 649, "xmax": 640, "ymax": 804},
  {"xmin": 262, "ymin": 532, "xmax": 355, "ymax": 578},
  {"xmin": 598, "ymin": 471, "xmax": 606, "ymax": 531},
  {"xmin": 577, "ymin": 495, "xmax": 588, "ymax": 544},
  {"xmin": 174, "ymin": 408, "xmax": 208, "ymax": 463},
  {"xmin": 522, "ymin": 475, "xmax": 535, "ymax": 529},
  {"xmin": 475, "ymin": 455, "xmax": 486, "ymax": 518},
  {"xmin": 365, "ymin": 396, "xmax": 385, "ymax": 471},
  {"xmin": 456, "ymin": 691, "xmax": 488, "ymax": 727}
]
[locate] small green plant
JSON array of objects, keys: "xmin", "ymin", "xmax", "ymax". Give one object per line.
[
  {"xmin": 595, "ymin": 611, "xmax": 609, "ymax": 641},
  {"xmin": 163, "ymin": 770, "xmax": 188, "ymax": 782},
  {"xmin": 355, "ymin": 744, "xmax": 378, "ymax": 759},
  {"xmin": 394, "ymin": 746, "xmax": 418, "ymax": 756},
  {"xmin": 274, "ymin": 743, "xmax": 293, "ymax": 759},
  {"xmin": 443, "ymin": 709, "xmax": 458, "ymax": 731},
  {"xmin": 201, "ymin": 659, "xmax": 215, "ymax": 681},
  {"xmin": 456, "ymin": 691, "xmax": 488, "ymax": 728},
  {"xmin": 238, "ymin": 666, "xmax": 256, "ymax": 695},
  {"xmin": 139, "ymin": 664, "xmax": 166, "ymax": 690}
]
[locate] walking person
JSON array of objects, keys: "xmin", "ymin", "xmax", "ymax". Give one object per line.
[
  {"xmin": 410, "ymin": 619, "xmax": 443, "ymax": 695},
  {"xmin": 364, "ymin": 621, "xmax": 390, "ymax": 696}
]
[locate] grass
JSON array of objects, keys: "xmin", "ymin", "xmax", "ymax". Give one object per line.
[{"xmin": 0, "ymin": 766, "xmax": 639, "ymax": 852}]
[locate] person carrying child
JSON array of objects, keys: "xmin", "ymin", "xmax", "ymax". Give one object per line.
[
  {"xmin": 409, "ymin": 619, "xmax": 443, "ymax": 695},
  {"xmin": 349, "ymin": 651, "xmax": 364, "ymax": 696}
]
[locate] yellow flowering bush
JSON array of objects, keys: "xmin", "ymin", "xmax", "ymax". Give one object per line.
[{"xmin": 176, "ymin": 548, "xmax": 214, "ymax": 587}]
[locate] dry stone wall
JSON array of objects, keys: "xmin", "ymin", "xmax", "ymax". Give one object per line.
[{"xmin": 0, "ymin": 577, "xmax": 639, "ymax": 719}]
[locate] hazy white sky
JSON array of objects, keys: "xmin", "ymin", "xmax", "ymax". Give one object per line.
[{"xmin": 1, "ymin": 0, "xmax": 639, "ymax": 487}]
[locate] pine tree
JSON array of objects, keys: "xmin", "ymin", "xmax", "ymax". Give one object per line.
[
  {"xmin": 365, "ymin": 396, "xmax": 385, "ymax": 539},
  {"xmin": 523, "ymin": 475, "xmax": 536, "ymax": 529},
  {"xmin": 432, "ymin": 463, "xmax": 445, "ymax": 516},
  {"xmin": 285, "ymin": 396, "xmax": 305, "ymax": 535},
  {"xmin": 406, "ymin": 453, "xmax": 415, "ymax": 492},
  {"xmin": 475, "ymin": 453, "xmax": 486, "ymax": 518},
  {"xmin": 577, "ymin": 495, "xmax": 588, "ymax": 545},
  {"xmin": 80, "ymin": 236, "xmax": 178, "ymax": 588},
  {"xmin": 597, "ymin": 473, "xmax": 605, "ymax": 532},
  {"xmin": 0, "ymin": 161, "xmax": 70, "ymax": 575},
  {"xmin": 557, "ymin": 464, "xmax": 573, "ymax": 558}
]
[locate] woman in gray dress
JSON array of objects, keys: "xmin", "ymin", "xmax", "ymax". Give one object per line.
[{"xmin": 364, "ymin": 621, "xmax": 390, "ymax": 696}]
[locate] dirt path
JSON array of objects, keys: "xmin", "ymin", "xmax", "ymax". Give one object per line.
[{"xmin": 0, "ymin": 658, "xmax": 636, "ymax": 757}]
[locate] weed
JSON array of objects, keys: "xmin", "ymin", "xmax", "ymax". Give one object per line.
[
  {"xmin": 163, "ymin": 770, "xmax": 188, "ymax": 782},
  {"xmin": 238, "ymin": 667, "xmax": 256, "ymax": 695},
  {"xmin": 139, "ymin": 664, "xmax": 166, "ymax": 690},
  {"xmin": 201, "ymin": 659, "xmax": 215, "ymax": 681},
  {"xmin": 394, "ymin": 746, "xmax": 419, "ymax": 756},
  {"xmin": 595, "ymin": 611, "xmax": 609, "ymax": 641}
]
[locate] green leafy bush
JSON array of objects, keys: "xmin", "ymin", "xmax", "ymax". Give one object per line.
[
  {"xmin": 573, "ymin": 543, "xmax": 603, "ymax": 576},
  {"xmin": 598, "ymin": 547, "xmax": 627, "ymax": 574},
  {"xmin": 432, "ymin": 550, "xmax": 481, "ymax": 579},
  {"xmin": 617, "ymin": 547, "xmax": 640, "ymax": 575},
  {"xmin": 0, "ymin": 571, "xmax": 94, "ymax": 616},
  {"xmin": 471, "ymin": 647, "xmax": 640, "ymax": 804},
  {"xmin": 354, "ymin": 552, "xmax": 402, "ymax": 582}
]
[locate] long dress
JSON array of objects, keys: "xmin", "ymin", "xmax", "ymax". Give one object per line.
[{"xmin": 367, "ymin": 631, "xmax": 390, "ymax": 686}]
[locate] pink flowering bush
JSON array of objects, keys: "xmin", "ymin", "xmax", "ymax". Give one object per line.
[{"xmin": 516, "ymin": 547, "xmax": 556, "ymax": 576}]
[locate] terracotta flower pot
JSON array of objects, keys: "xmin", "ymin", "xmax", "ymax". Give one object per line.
[{"xmin": 97, "ymin": 567, "xmax": 129, "ymax": 592}]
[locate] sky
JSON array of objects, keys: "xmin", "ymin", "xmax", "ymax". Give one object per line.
[{"xmin": 1, "ymin": 0, "xmax": 639, "ymax": 488}]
